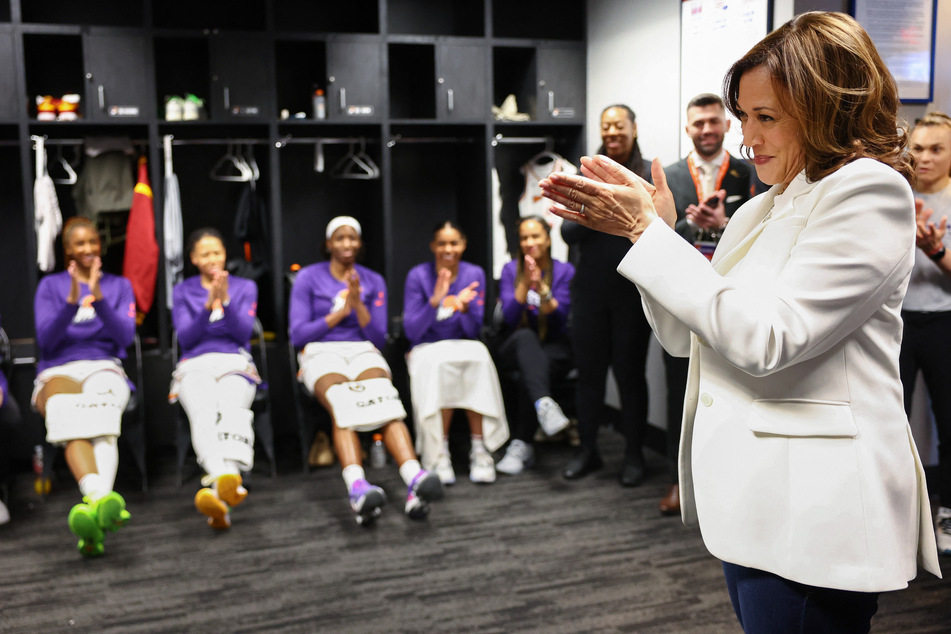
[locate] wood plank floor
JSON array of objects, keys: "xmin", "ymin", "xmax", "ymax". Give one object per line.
[{"xmin": 1, "ymin": 429, "xmax": 948, "ymax": 633}]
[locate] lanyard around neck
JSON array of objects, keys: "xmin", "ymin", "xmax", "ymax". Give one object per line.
[{"xmin": 687, "ymin": 154, "xmax": 730, "ymax": 202}]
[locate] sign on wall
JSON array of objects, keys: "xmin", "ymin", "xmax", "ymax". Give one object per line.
[
  {"xmin": 679, "ymin": 0, "xmax": 769, "ymax": 158},
  {"xmin": 854, "ymin": 0, "xmax": 937, "ymax": 104}
]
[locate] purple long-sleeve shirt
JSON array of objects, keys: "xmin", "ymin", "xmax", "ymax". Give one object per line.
[
  {"xmin": 499, "ymin": 258, "xmax": 574, "ymax": 340},
  {"xmin": 289, "ymin": 262, "xmax": 388, "ymax": 351},
  {"xmin": 34, "ymin": 272, "xmax": 136, "ymax": 374},
  {"xmin": 403, "ymin": 261, "xmax": 486, "ymax": 347},
  {"xmin": 172, "ymin": 275, "xmax": 258, "ymax": 360}
]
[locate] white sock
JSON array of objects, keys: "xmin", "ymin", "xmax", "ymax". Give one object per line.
[
  {"xmin": 342, "ymin": 464, "xmax": 366, "ymax": 492},
  {"xmin": 442, "ymin": 438, "xmax": 450, "ymax": 455},
  {"xmin": 399, "ymin": 459, "xmax": 422, "ymax": 486},
  {"xmin": 91, "ymin": 436, "xmax": 119, "ymax": 492},
  {"xmin": 78, "ymin": 473, "xmax": 109, "ymax": 502},
  {"xmin": 471, "ymin": 435, "xmax": 486, "ymax": 454}
]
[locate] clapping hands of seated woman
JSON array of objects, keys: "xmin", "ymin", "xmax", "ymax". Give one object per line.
[
  {"xmin": 204, "ymin": 268, "xmax": 230, "ymax": 310},
  {"xmin": 539, "ymin": 155, "xmax": 677, "ymax": 243},
  {"xmin": 456, "ymin": 281, "xmax": 479, "ymax": 312},
  {"xmin": 345, "ymin": 269, "xmax": 364, "ymax": 309},
  {"xmin": 430, "ymin": 267, "xmax": 453, "ymax": 307},
  {"xmin": 524, "ymin": 254, "xmax": 541, "ymax": 286}
]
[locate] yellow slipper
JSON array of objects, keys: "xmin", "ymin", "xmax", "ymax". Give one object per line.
[{"xmin": 194, "ymin": 488, "xmax": 231, "ymax": 530}]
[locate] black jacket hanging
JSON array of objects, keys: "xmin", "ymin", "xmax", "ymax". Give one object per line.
[{"xmin": 228, "ymin": 182, "xmax": 269, "ymax": 282}]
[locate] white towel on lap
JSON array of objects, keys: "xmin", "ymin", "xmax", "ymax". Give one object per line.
[
  {"xmin": 407, "ymin": 340, "xmax": 509, "ymax": 470},
  {"xmin": 325, "ymin": 377, "xmax": 407, "ymax": 432}
]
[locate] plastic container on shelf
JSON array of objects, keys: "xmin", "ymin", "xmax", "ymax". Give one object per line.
[{"xmin": 312, "ymin": 88, "xmax": 326, "ymax": 120}]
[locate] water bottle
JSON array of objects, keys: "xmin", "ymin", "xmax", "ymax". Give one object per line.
[
  {"xmin": 312, "ymin": 88, "xmax": 326, "ymax": 120},
  {"xmin": 33, "ymin": 444, "xmax": 51, "ymax": 495},
  {"xmin": 370, "ymin": 433, "xmax": 386, "ymax": 469},
  {"xmin": 32, "ymin": 444, "xmax": 43, "ymax": 475}
]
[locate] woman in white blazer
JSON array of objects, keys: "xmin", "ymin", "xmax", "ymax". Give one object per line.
[{"xmin": 539, "ymin": 12, "xmax": 940, "ymax": 633}]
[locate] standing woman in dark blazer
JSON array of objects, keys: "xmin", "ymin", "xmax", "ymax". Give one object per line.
[{"xmin": 560, "ymin": 104, "xmax": 653, "ymax": 486}]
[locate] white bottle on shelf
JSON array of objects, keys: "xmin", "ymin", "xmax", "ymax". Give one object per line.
[{"xmin": 313, "ymin": 88, "xmax": 326, "ymax": 120}]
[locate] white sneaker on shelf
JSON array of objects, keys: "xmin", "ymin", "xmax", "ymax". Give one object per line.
[
  {"xmin": 183, "ymin": 93, "xmax": 204, "ymax": 120},
  {"xmin": 936, "ymin": 506, "xmax": 951, "ymax": 555},
  {"xmin": 496, "ymin": 439, "xmax": 535, "ymax": 475},
  {"xmin": 165, "ymin": 95, "xmax": 184, "ymax": 121},
  {"xmin": 535, "ymin": 396, "xmax": 569, "ymax": 436},
  {"xmin": 433, "ymin": 451, "xmax": 456, "ymax": 485},
  {"xmin": 469, "ymin": 449, "xmax": 497, "ymax": 484},
  {"xmin": 56, "ymin": 94, "xmax": 81, "ymax": 121}
]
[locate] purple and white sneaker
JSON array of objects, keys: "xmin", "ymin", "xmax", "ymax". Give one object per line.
[
  {"xmin": 404, "ymin": 470, "xmax": 444, "ymax": 519},
  {"xmin": 349, "ymin": 478, "xmax": 386, "ymax": 526}
]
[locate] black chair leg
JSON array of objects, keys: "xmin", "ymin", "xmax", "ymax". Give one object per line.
[{"xmin": 253, "ymin": 408, "xmax": 277, "ymax": 478}]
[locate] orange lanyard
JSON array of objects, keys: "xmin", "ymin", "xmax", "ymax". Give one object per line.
[{"xmin": 687, "ymin": 154, "xmax": 730, "ymax": 202}]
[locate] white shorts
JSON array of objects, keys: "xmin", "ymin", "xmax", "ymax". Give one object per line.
[
  {"xmin": 32, "ymin": 359, "xmax": 130, "ymax": 408},
  {"xmin": 297, "ymin": 341, "xmax": 392, "ymax": 391},
  {"xmin": 169, "ymin": 351, "xmax": 261, "ymax": 403}
]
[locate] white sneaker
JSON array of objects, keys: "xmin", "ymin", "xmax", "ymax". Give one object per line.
[
  {"xmin": 433, "ymin": 451, "xmax": 456, "ymax": 485},
  {"xmin": 535, "ymin": 396, "xmax": 569, "ymax": 436},
  {"xmin": 469, "ymin": 449, "xmax": 496, "ymax": 484},
  {"xmin": 496, "ymin": 439, "xmax": 535, "ymax": 475},
  {"xmin": 183, "ymin": 93, "xmax": 204, "ymax": 120},
  {"xmin": 165, "ymin": 95, "xmax": 184, "ymax": 121},
  {"xmin": 936, "ymin": 506, "xmax": 951, "ymax": 555},
  {"xmin": 0, "ymin": 499, "xmax": 9, "ymax": 525}
]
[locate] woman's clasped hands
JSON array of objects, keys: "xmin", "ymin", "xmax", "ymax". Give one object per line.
[
  {"xmin": 539, "ymin": 154, "xmax": 677, "ymax": 243},
  {"xmin": 204, "ymin": 268, "xmax": 230, "ymax": 311}
]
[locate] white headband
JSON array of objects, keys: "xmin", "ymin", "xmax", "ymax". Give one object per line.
[{"xmin": 325, "ymin": 216, "xmax": 362, "ymax": 240}]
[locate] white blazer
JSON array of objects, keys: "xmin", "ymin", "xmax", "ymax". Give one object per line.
[{"xmin": 617, "ymin": 158, "xmax": 941, "ymax": 592}]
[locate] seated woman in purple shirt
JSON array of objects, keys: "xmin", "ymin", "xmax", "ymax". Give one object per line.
[
  {"xmin": 495, "ymin": 216, "xmax": 575, "ymax": 476},
  {"xmin": 33, "ymin": 217, "xmax": 135, "ymax": 557},
  {"xmin": 0, "ymin": 313, "xmax": 21, "ymax": 526},
  {"xmin": 170, "ymin": 228, "xmax": 260, "ymax": 531},
  {"xmin": 289, "ymin": 216, "xmax": 442, "ymax": 526},
  {"xmin": 403, "ymin": 221, "xmax": 509, "ymax": 486}
]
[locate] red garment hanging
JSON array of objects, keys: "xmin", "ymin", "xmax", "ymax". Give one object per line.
[{"xmin": 123, "ymin": 155, "xmax": 159, "ymax": 322}]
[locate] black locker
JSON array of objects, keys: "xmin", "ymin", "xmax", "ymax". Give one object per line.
[
  {"xmin": 436, "ymin": 43, "xmax": 486, "ymax": 121},
  {"xmin": 535, "ymin": 47, "xmax": 585, "ymax": 123},
  {"xmin": 209, "ymin": 34, "xmax": 274, "ymax": 121},
  {"xmin": 0, "ymin": 30, "xmax": 17, "ymax": 120},
  {"xmin": 327, "ymin": 38, "xmax": 383, "ymax": 121},
  {"xmin": 83, "ymin": 30, "xmax": 154, "ymax": 121}
]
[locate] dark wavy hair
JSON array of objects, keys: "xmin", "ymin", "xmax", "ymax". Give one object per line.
[{"xmin": 723, "ymin": 11, "xmax": 911, "ymax": 182}]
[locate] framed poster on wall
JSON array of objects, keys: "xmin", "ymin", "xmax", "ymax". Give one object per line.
[
  {"xmin": 679, "ymin": 0, "xmax": 769, "ymax": 158},
  {"xmin": 853, "ymin": 0, "xmax": 937, "ymax": 103}
]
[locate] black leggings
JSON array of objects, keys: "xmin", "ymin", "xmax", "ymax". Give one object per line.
[
  {"xmin": 900, "ymin": 310, "xmax": 951, "ymax": 505},
  {"xmin": 497, "ymin": 329, "xmax": 573, "ymax": 443},
  {"xmin": 663, "ymin": 351, "xmax": 689, "ymax": 482},
  {"xmin": 0, "ymin": 394, "xmax": 22, "ymax": 483},
  {"xmin": 570, "ymin": 287, "xmax": 651, "ymax": 456}
]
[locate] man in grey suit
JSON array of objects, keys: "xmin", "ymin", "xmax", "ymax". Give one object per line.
[{"xmin": 659, "ymin": 93, "xmax": 754, "ymax": 516}]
